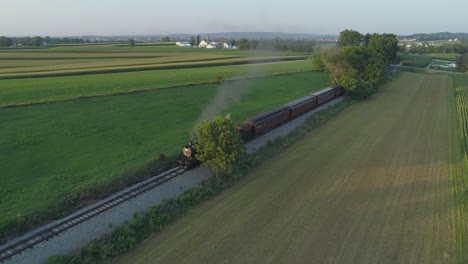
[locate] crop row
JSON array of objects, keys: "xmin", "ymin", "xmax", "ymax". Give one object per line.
[{"xmin": 456, "ymin": 88, "xmax": 468, "ymax": 154}]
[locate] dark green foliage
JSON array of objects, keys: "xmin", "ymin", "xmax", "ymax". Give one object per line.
[
  {"xmin": 311, "ymin": 53, "xmax": 326, "ymax": 71},
  {"xmin": 233, "ymin": 37, "xmax": 316, "ymax": 53},
  {"xmin": 457, "ymin": 53, "xmax": 468, "ymax": 72},
  {"xmin": 337, "ymin": 29, "xmax": 363, "ymax": 47},
  {"xmin": 321, "ymin": 31, "xmax": 397, "ymax": 100},
  {"xmin": 367, "ymin": 33, "xmax": 399, "ymax": 64},
  {"xmin": 0, "ymin": 36, "xmax": 13, "ymax": 47},
  {"xmin": 237, "ymin": 38, "xmax": 250, "ymax": 50},
  {"xmin": 195, "ymin": 116, "xmax": 245, "ymax": 176}
]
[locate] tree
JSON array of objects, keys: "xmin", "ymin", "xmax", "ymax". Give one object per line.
[
  {"xmin": 363, "ymin": 33, "xmax": 372, "ymax": 46},
  {"xmin": 337, "ymin": 29, "xmax": 363, "ymax": 47},
  {"xmin": 190, "ymin": 36, "xmax": 196, "ymax": 46},
  {"xmin": 311, "ymin": 52, "xmax": 326, "ymax": 71},
  {"xmin": 237, "ymin": 38, "xmax": 250, "ymax": 50},
  {"xmin": 320, "ymin": 45, "xmax": 386, "ymax": 99},
  {"xmin": 0, "ymin": 36, "xmax": 13, "ymax": 47},
  {"xmin": 457, "ymin": 53, "xmax": 468, "ymax": 72},
  {"xmin": 128, "ymin": 39, "xmax": 135, "ymax": 46},
  {"xmin": 194, "ymin": 116, "xmax": 244, "ymax": 176},
  {"xmin": 162, "ymin": 36, "xmax": 170, "ymax": 42},
  {"xmin": 367, "ymin": 33, "xmax": 399, "ymax": 64},
  {"xmin": 31, "ymin": 36, "xmax": 43, "ymax": 46}
]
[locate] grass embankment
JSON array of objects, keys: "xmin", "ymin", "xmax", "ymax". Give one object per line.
[
  {"xmin": 0, "ymin": 60, "xmax": 311, "ymax": 107},
  {"xmin": 453, "ymin": 74, "xmax": 468, "ymax": 261},
  {"xmin": 116, "ymin": 72, "xmax": 459, "ymax": 263},
  {"xmin": 0, "ymin": 71, "xmax": 329, "ymax": 240}
]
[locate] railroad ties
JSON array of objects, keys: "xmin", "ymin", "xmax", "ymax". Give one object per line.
[{"xmin": 0, "ymin": 167, "xmax": 186, "ymax": 262}]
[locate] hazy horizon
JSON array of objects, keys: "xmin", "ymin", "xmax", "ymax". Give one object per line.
[{"xmin": 2, "ymin": 0, "xmax": 467, "ymax": 37}]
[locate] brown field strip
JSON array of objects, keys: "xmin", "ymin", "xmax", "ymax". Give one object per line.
[{"xmin": 117, "ymin": 72, "xmax": 458, "ymax": 264}]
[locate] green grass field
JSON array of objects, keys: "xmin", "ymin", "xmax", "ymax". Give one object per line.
[
  {"xmin": 0, "ymin": 71, "xmax": 329, "ymax": 237},
  {"xmin": 400, "ymin": 53, "xmax": 458, "ymax": 68},
  {"xmin": 0, "ymin": 60, "xmax": 311, "ymax": 107},
  {"xmin": 117, "ymin": 72, "xmax": 463, "ymax": 263},
  {"xmin": 400, "ymin": 54, "xmax": 433, "ymax": 68}
]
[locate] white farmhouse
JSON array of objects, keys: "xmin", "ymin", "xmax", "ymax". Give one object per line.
[
  {"xmin": 206, "ymin": 42, "xmax": 219, "ymax": 49},
  {"xmin": 198, "ymin": 40, "xmax": 208, "ymax": 48},
  {"xmin": 223, "ymin": 42, "xmax": 232, "ymax": 49}
]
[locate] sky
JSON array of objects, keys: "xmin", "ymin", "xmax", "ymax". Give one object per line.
[{"xmin": 1, "ymin": 0, "xmax": 467, "ymax": 36}]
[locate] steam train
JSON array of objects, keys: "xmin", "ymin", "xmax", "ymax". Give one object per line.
[{"xmin": 177, "ymin": 85, "xmax": 345, "ymax": 169}]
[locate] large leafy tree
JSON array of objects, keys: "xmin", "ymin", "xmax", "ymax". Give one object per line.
[
  {"xmin": 0, "ymin": 36, "xmax": 13, "ymax": 47},
  {"xmin": 337, "ymin": 29, "xmax": 363, "ymax": 47},
  {"xmin": 367, "ymin": 33, "xmax": 399, "ymax": 64},
  {"xmin": 237, "ymin": 38, "xmax": 250, "ymax": 50},
  {"xmin": 194, "ymin": 116, "xmax": 244, "ymax": 176},
  {"xmin": 321, "ymin": 46, "xmax": 385, "ymax": 99}
]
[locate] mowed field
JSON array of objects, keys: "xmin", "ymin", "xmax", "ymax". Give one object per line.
[
  {"xmin": 0, "ymin": 43, "xmax": 325, "ymax": 237},
  {"xmin": 0, "ymin": 71, "xmax": 329, "ymax": 236},
  {"xmin": 118, "ymin": 72, "xmax": 461, "ymax": 263},
  {"xmin": 0, "ymin": 45, "xmax": 310, "ymax": 107}
]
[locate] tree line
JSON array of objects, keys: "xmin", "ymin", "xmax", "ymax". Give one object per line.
[
  {"xmin": 235, "ymin": 37, "xmax": 316, "ymax": 53},
  {"xmin": 313, "ymin": 29, "xmax": 399, "ymax": 99},
  {"xmin": 0, "ymin": 36, "xmax": 93, "ymax": 47}
]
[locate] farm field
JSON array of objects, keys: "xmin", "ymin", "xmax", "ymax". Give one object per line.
[
  {"xmin": 0, "ymin": 44, "xmax": 296, "ymax": 78},
  {"xmin": 117, "ymin": 72, "xmax": 462, "ymax": 263},
  {"xmin": 399, "ymin": 53, "xmax": 457, "ymax": 68},
  {"xmin": 0, "ymin": 71, "xmax": 329, "ymax": 237},
  {"xmin": 453, "ymin": 74, "xmax": 468, "ymax": 258},
  {"xmin": 0, "ymin": 60, "xmax": 311, "ymax": 107}
]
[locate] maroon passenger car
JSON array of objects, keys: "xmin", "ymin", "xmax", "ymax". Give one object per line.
[
  {"xmin": 242, "ymin": 106, "xmax": 290, "ymax": 136},
  {"xmin": 286, "ymin": 95, "xmax": 318, "ymax": 120}
]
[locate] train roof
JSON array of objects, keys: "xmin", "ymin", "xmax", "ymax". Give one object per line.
[
  {"xmin": 285, "ymin": 95, "xmax": 316, "ymax": 108},
  {"xmin": 311, "ymin": 87, "xmax": 335, "ymax": 97},
  {"xmin": 245, "ymin": 105, "xmax": 289, "ymax": 124}
]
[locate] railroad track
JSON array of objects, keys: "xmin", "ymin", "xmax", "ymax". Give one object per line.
[{"xmin": 0, "ymin": 167, "xmax": 186, "ymax": 263}]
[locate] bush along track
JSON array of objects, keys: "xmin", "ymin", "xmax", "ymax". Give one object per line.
[{"xmin": 45, "ymin": 99, "xmax": 353, "ymax": 264}]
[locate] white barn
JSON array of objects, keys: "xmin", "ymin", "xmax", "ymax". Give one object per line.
[
  {"xmin": 206, "ymin": 42, "xmax": 219, "ymax": 49},
  {"xmin": 198, "ymin": 40, "xmax": 208, "ymax": 48},
  {"xmin": 176, "ymin": 42, "xmax": 191, "ymax": 47}
]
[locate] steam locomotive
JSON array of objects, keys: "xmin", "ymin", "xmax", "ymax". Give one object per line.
[{"xmin": 176, "ymin": 85, "xmax": 345, "ymax": 169}]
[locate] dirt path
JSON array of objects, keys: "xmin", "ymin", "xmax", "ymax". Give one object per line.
[{"xmin": 117, "ymin": 72, "xmax": 457, "ymax": 264}]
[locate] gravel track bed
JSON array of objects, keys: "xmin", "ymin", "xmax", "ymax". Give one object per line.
[
  {"xmin": 2, "ymin": 96, "xmax": 343, "ymax": 264},
  {"xmin": 3, "ymin": 168, "xmax": 212, "ymax": 264}
]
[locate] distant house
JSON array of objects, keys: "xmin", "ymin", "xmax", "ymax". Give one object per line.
[
  {"xmin": 223, "ymin": 42, "xmax": 232, "ymax": 49},
  {"xmin": 198, "ymin": 40, "xmax": 208, "ymax": 48},
  {"xmin": 448, "ymin": 62, "xmax": 457, "ymax": 68},
  {"xmin": 176, "ymin": 42, "xmax": 191, "ymax": 47},
  {"xmin": 206, "ymin": 42, "xmax": 219, "ymax": 49}
]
